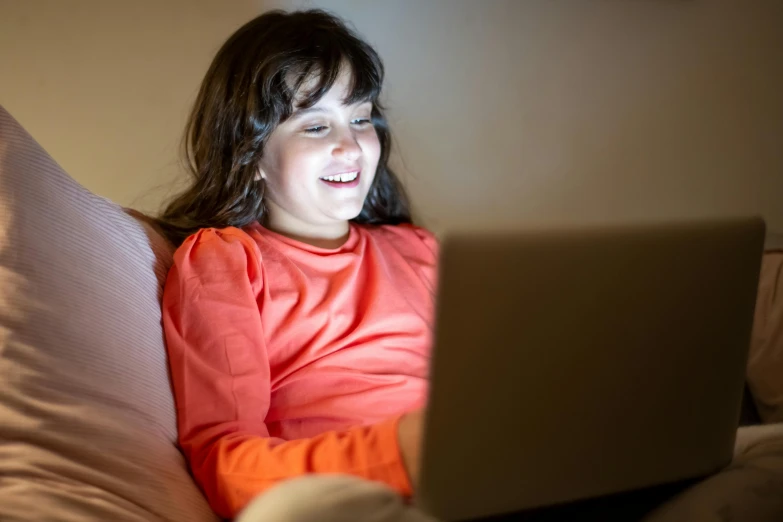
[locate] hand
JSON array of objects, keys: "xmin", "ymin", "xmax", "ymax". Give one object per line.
[{"xmin": 397, "ymin": 408, "xmax": 426, "ymax": 488}]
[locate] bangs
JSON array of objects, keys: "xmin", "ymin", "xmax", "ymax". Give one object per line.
[{"xmin": 284, "ymin": 23, "xmax": 383, "ymax": 110}]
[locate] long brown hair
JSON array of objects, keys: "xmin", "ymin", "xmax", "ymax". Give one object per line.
[{"xmin": 157, "ymin": 9, "xmax": 411, "ymax": 246}]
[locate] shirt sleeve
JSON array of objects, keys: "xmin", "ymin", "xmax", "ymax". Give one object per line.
[{"xmin": 162, "ymin": 227, "xmax": 412, "ymax": 519}]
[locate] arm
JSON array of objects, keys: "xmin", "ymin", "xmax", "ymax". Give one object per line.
[{"xmin": 162, "ymin": 228, "xmax": 413, "ymax": 519}]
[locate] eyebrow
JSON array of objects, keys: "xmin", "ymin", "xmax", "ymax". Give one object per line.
[
  {"xmin": 290, "ymin": 107, "xmax": 328, "ymax": 119},
  {"xmin": 290, "ymin": 101, "xmax": 373, "ymax": 119}
]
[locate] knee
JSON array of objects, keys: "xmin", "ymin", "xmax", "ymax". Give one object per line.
[{"xmin": 236, "ymin": 474, "xmax": 436, "ymax": 522}]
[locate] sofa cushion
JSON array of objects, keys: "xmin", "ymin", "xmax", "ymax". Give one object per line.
[
  {"xmin": 0, "ymin": 105, "xmax": 216, "ymax": 521},
  {"xmin": 643, "ymin": 423, "xmax": 783, "ymax": 521}
]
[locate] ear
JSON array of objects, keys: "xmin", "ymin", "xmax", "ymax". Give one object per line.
[{"xmin": 255, "ymin": 167, "xmax": 266, "ymax": 181}]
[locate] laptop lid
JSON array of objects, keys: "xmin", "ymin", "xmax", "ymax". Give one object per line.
[{"xmin": 418, "ymin": 217, "xmax": 765, "ymax": 521}]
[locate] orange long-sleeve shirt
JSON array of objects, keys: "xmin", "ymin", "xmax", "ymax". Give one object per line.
[{"xmin": 162, "ymin": 222, "xmax": 438, "ymax": 518}]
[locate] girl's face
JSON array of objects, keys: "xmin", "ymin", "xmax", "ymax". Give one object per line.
[{"xmin": 258, "ymin": 70, "xmax": 381, "ymax": 242}]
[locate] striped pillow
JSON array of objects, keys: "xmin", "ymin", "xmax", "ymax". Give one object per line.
[{"xmin": 0, "ymin": 106, "xmax": 216, "ymax": 521}]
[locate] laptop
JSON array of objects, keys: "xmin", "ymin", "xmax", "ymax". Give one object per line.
[{"xmin": 416, "ymin": 217, "xmax": 765, "ymax": 521}]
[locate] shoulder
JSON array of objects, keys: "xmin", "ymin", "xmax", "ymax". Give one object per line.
[
  {"xmin": 359, "ymin": 224, "xmax": 439, "ymax": 292},
  {"xmin": 171, "ymin": 226, "xmax": 263, "ymax": 282},
  {"xmin": 361, "ymin": 223, "xmax": 439, "ymax": 262}
]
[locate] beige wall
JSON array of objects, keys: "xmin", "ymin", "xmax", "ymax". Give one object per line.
[
  {"xmin": 2, "ymin": 0, "xmax": 782, "ymax": 232},
  {"xmin": 0, "ymin": 0, "xmax": 258, "ymax": 212},
  {"xmin": 274, "ymin": 0, "xmax": 783, "ymax": 233}
]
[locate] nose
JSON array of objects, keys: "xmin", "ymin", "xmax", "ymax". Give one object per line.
[{"xmin": 332, "ymin": 127, "xmax": 361, "ymax": 163}]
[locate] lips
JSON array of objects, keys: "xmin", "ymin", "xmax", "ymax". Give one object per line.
[
  {"xmin": 320, "ymin": 170, "xmax": 361, "ymax": 188},
  {"xmin": 320, "ymin": 171, "xmax": 359, "ymax": 183}
]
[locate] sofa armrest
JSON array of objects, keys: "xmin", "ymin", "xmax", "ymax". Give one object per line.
[{"xmin": 747, "ymin": 251, "xmax": 783, "ymax": 423}]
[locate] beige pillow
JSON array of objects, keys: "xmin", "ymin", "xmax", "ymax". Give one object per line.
[
  {"xmin": 0, "ymin": 105, "xmax": 216, "ymax": 521},
  {"xmin": 747, "ymin": 250, "xmax": 783, "ymax": 423}
]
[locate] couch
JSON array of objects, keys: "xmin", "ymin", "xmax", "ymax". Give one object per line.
[{"xmin": 1, "ymin": 104, "xmax": 782, "ymax": 521}]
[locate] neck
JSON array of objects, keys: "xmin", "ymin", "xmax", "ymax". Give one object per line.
[{"xmin": 263, "ymin": 214, "xmax": 351, "ymax": 249}]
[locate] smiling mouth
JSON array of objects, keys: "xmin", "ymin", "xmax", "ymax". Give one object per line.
[
  {"xmin": 320, "ymin": 171, "xmax": 359, "ymax": 183},
  {"xmin": 320, "ymin": 170, "xmax": 361, "ymax": 188}
]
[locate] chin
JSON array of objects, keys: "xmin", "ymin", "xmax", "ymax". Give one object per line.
[
  {"xmin": 330, "ymin": 205, "xmax": 365, "ymax": 222},
  {"xmin": 337, "ymin": 210, "xmax": 364, "ymax": 222}
]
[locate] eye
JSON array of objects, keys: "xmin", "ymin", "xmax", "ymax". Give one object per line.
[
  {"xmin": 304, "ymin": 125, "xmax": 328, "ymax": 134},
  {"xmin": 351, "ymin": 118, "xmax": 372, "ymax": 126}
]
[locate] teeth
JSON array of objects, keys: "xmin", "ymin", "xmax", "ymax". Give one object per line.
[{"xmin": 322, "ymin": 171, "xmax": 358, "ymax": 183}]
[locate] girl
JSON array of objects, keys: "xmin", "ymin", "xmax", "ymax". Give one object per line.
[{"xmin": 158, "ymin": 9, "xmax": 436, "ymax": 520}]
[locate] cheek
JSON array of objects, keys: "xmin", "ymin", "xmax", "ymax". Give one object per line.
[
  {"xmin": 274, "ymin": 140, "xmax": 324, "ymax": 187},
  {"xmin": 361, "ymin": 132, "xmax": 382, "ymax": 167}
]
